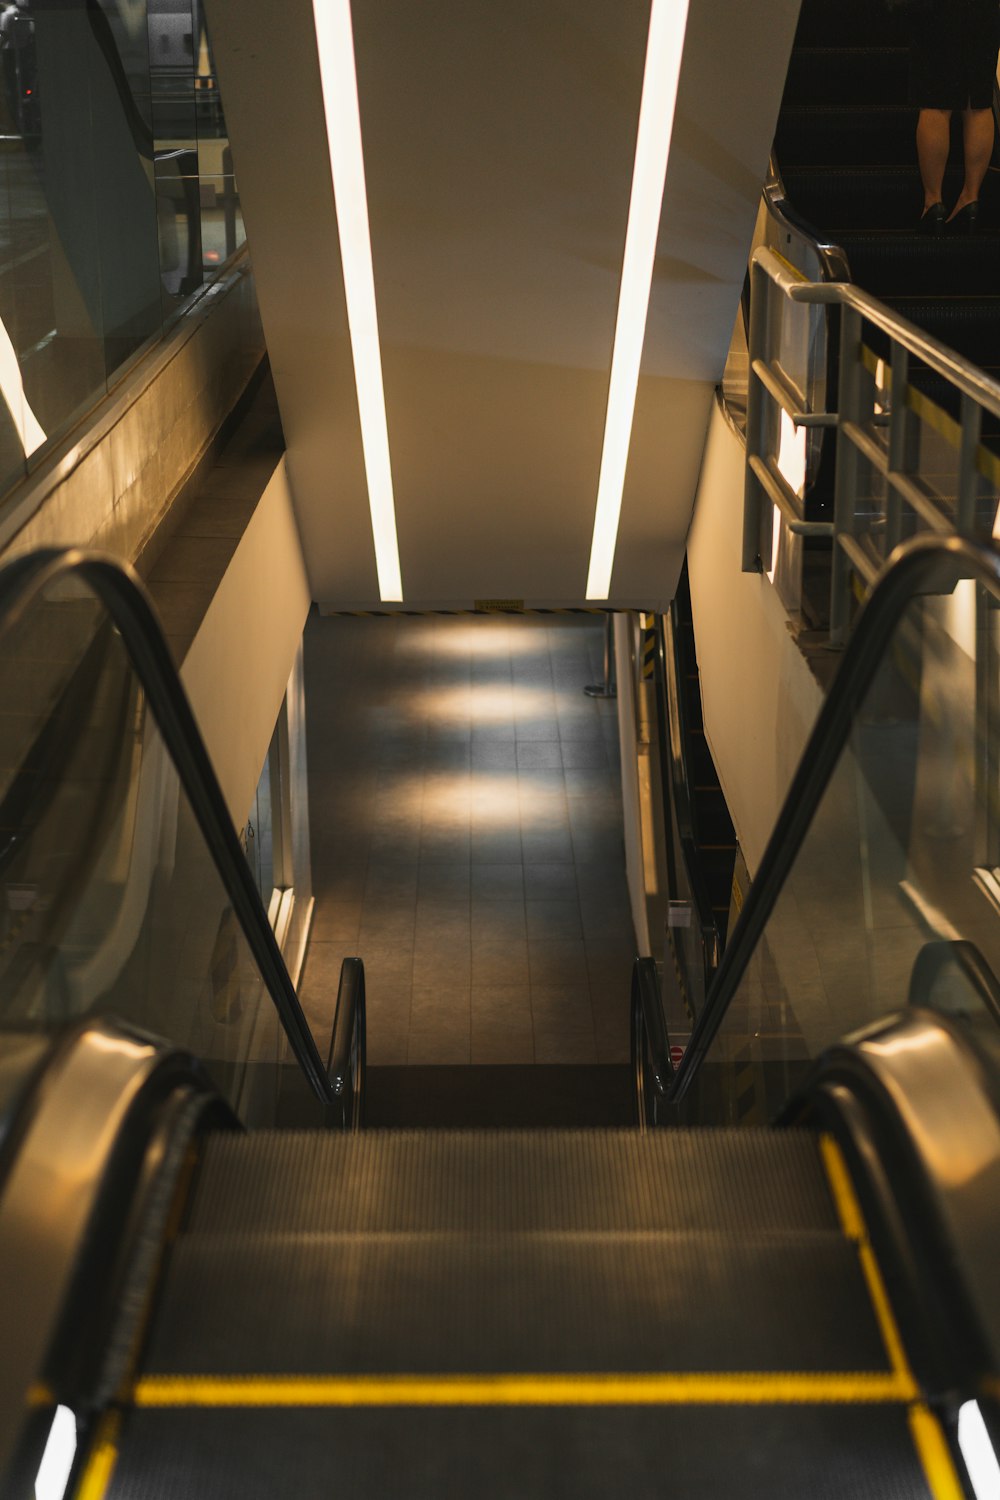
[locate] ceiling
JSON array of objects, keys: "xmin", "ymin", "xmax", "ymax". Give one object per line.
[{"xmin": 205, "ymin": 0, "xmax": 801, "ymax": 609}]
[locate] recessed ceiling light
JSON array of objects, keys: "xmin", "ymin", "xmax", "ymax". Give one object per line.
[
  {"xmin": 312, "ymin": 0, "xmax": 403, "ymax": 602},
  {"xmin": 586, "ymin": 0, "xmax": 690, "ymax": 600}
]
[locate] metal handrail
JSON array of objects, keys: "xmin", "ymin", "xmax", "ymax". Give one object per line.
[
  {"xmin": 760, "ymin": 246, "xmax": 1000, "ymax": 420},
  {"xmin": 668, "ymin": 532, "xmax": 1000, "ymax": 1105},
  {"xmin": 762, "ymin": 167, "xmax": 852, "ymax": 287},
  {"xmin": 0, "ymin": 548, "xmax": 337, "ymax": 1106},
  {"xmin": 909, "ymin": 940, "xmax": 1000, "ymax": 1033},
  {"xmin": 630, "ymin": 956, "xmax": 671, "ymax": 1131},
  {"xmin": 745, "ymin": 244, "xmax": 1000, "ymax": 644},
  {"xmin": 657, "ymin": 610, "xmax": 720, "ymax": 998}
]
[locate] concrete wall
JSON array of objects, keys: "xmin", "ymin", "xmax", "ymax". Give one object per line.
[
  {"xmin": 0, "ymin": 255, "xmax": 265, "ymax": 567},
  {"xmin": 686, "ymin": 399, "xmax": 824, "ymax": 875}
]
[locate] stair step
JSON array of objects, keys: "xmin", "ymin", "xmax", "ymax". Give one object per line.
[
  {"xmin": 880, "ymin": 297, "xmax": 1000, "ymax": 368},
  {"xmin": 783, "ymin": 47, "xmax": 909, "ymax": 108},
  {"xmin": 185, "ymin": 1129, "xmax": 843, "ymax": 1236},
  {"xmin": 793, "ymin": 0, "xmax": 906, "ymax": 47},
  {"xmin": 783, "ymin": 165, "xmax": 1000, "ymax": 234},
  {"xmin": 143, "ymin": 1227, "xmax": 887, "ymax": 1379},
  {"xmin": 776, "ymin": 107, "xmax": 917, "ymax": 169},
  {"xmin": 839, "ymin": 231, "xmax": 1000, "ymax": 299}
]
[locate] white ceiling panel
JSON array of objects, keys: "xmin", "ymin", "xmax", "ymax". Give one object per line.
[{"xmin": 206, "ymin": 0, "xmax": 800, "ymax": 609}]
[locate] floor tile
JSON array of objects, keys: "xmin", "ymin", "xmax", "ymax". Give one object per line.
[
  {"xmin": 304, "ymin": 613, "xmax": 635, "ymax": 1067},
  {"xmin": 471, "ymin": 864, "xmax": 525, "ymax": 900}
]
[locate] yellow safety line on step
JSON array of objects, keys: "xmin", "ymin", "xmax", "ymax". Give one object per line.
[
  {"xmin": 74, "ymin": 1412, "xmax": 120, "ymax": 1500},
  {"xmin": 819, "ymin": 1137, "xmax": 969, "ymax": 1500},
  {"xmin": 819, "ymin": 1135, "xmax": 917, "ymax": 1393},
  {"xmin": 133, "ymin": 1369, "xmax": 914, "ymax": 1409},
  {"xmin": 908, "ymin": 1404, "xmax": 967, "ymax": 1500}
]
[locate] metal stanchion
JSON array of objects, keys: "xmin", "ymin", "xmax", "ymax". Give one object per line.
[{"xmin": 584, "ymin": 613, "xmax": 617, "ymax": 699}]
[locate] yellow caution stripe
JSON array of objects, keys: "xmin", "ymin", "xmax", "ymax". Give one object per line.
[
  {"xmin": 75, "ymin": 1412, "xmax": 120, "ymax": 1500},
  {"xmin": 908, "ymin": 1404, "xmax": 967, "ymax": 1500},
  {"xmin": 133, "ymin": 1369, "xmax": 915, "ymax": 1409},
  {"xmin": 819, "ymin": 1135, "xmax": 918, "ymax": 1393},
  {"xmin": 818, "ymin": 1137, "xmax": 970, "ymax": 1500}
]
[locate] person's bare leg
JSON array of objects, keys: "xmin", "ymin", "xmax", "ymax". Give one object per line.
[
  {"xmin": 949, "ymin": 107, "xmax": 995, "ymax": 216},
  {"xmin": 916, "ymin": 108, "xmax": 952, "ymax": 211}
]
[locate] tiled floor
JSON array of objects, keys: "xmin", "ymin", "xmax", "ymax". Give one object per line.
[{"xmin": 299, "ymin": 613, "xmax": 636, "ymax": 1066}]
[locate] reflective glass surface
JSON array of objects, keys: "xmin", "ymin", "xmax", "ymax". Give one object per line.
[
  {"xmin": 0, "ymin": 0, "xmax": 245, "ymax": 494},
  {"xmin": 685, "ymin": 564, "xmax": 1000, "ymax": 1123},
  {"xmin": 0, "ymin": 575, "xmax": 289, "ymax": 1124}
]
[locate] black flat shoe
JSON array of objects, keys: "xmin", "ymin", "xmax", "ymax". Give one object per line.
[
  {"xmin": 948, "ymin": 201, "xmax": 979, "ymax": 234},
  {"xmin": 918, "ymin": 202, "xmax": 946, "ymax": 235}
]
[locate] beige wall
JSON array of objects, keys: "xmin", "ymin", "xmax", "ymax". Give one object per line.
[
  {"xmin": 181, "ymin": 456, "xmax": 312, "ymax": 830},
  {"xmin": 686, "ymin": 400, "xmax": 824, "ymax": 875}
]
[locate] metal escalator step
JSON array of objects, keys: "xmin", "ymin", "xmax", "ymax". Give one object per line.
[
  {"xmin": 104, "ymin": 1405, "xmax": 935, "ymax": 1500},
  {"xmin": 880, "ymin": 297, "xmax": 1000, "ymax": 368},
  {"xmin": 142, "ymin": 1230, "xmax": 889, "ymax": 1378},
  {"xmin": 793, "ymin": 0, "xmax": 906, "ymax": 47},
  {"xmin": 783, "ymin": 165, "xmax": 1000, "ymax": 234},
  {"xmin": 839, "ymin": 232, "xmax": 1000, "ymax": 299},
  {"xmin": 185, "ymin": 1129, "xmax": 841, "ymax": 1237},
  {"xmin": 782, "ymin": 48, "xmax": 908, "ymax": 109},
  {"xmin": 776, "ymin": 107, "xmax": 917, "ymax": 169}
]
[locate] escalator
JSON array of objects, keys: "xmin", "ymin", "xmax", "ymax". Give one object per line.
[
  {"xmin": 775, "ymin": 0, "xmax": 1000, "ymax": 458},
  {"xmin": 1, "ymin": 539, "xmax": 1000, "ymax": 1496}
]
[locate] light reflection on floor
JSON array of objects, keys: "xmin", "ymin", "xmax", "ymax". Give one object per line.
[{"xmin": 301, "ymin": 613, "xmax": 636, "ymax": 1067}]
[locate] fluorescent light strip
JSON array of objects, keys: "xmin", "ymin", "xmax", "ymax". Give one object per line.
[
  {"xmin": 586, "ymin": 0, "xmax": 690, "ymax": 600},
  {"xmin": 0, "ymin": 311, "xmax": 45, "ymax": 456},
  {"xmin": 312, "ymin": 0, "xmax": 403, "ymax": 602}
]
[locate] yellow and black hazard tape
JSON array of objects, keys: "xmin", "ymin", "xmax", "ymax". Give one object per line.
[{"xmin": 640, "ymin": 613, "xmax": 657, "ymax": 680}]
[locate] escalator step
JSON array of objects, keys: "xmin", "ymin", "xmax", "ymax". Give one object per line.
[
  {"xmin": 881, "ymin": 297, "xmax": 1000, "ymax": 368},
  {"xmin": 144, "ymin": 1231, "xmax": 890, "ymax": 1378},
  {"xmin": 184, "ymin": 1129, "xmax": 841, "ymax": 1237},
  {"xmin": 783, "ymin": 165, "xmax": 1000, "ymax": 234},
  {"xmin": 794, "ymin": 0, "xmax": 906, "ymax": 47},
  {"xmin": 104, "ymin": 1405, "xmax": 937, "ymax": 1500},
  {"xmin": 776, "ymin": 107, "xmax": 917, "ymax": 169},
  {"xmin": 840, "ymin": 232, "xmax": 1000, "ymax": 299},
  {"xmin": 782, "ymin": 48, "xmax": 908, "ymax": 109}
]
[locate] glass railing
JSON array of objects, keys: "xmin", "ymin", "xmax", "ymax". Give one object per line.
[
  {"xmin": 0, "ymin": 549, "xmax": 339, "ymax": 1126},
  {"xmin": 0, "ymin": 0, "xmax": 246, "ymax": 498},
  {"xmin": 666, "ymin": 534, "xmax": 1000, "ymax": 1124}
]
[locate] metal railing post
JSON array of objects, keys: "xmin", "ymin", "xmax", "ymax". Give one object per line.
[
  {"xmin": 584, "ymin": 613, "xmax": 617, "ymax": 699},
  {"xmin": 958, "ymin": 393, "xmax": 983, "ymax": 536},
  {"xmin": 886, "ymin": 341, "xmax": 910, "ymax": 555},
  {"xmin": 743, "ymin": 258, "xmax": 772, "ymax": 574},
  {"xmin": 830, "ymin": 306, "xmax": 865, "ymax": 647}
]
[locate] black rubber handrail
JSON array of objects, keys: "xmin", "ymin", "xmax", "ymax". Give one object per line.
[
  {"xmin": 909, "ymin": 939, "xmax": 1000, "ymax": 1033},
  {"xmin": 657, "ymin": 608, "xmax": 721, "ymax": 998},
  {"xmin": 669, "ymin": 532, "xmax": 1000, "ymax": 1104},
  {"xmin": 630, "ymin": 956, "xmax": 671, "ymax": 1100},
  {"xmin": 0, "ymin": 548, "xmax": 335, "ymax": 1105},
  {"xmin": 328, "ymin": 956, "xmax": 365, "ymax": 1131}
]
